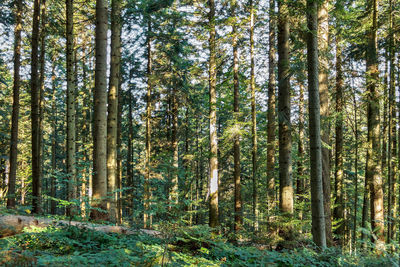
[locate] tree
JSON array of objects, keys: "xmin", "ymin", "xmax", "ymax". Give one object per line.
[
  {"xmin": 92, "ymin": 0, "xmax": 108, "ymax": 220},
  {"xmin": 144, "ymin": 18, "xmax": 152, "ymax": 229},
  {"xmin": 232, "ymin": 0, "xmax": 242, "ymax": 233},
  {"xmin": 208, "ymin": 0, "xmax": 219, "ymax": 227},
  {"xmin": 318, "ymin": 0, "xmax": 332, "ymax": 245},
  {"xmin": 6, "ymin": 0, "xmax": 22, "ymax": 209},
  {"xmin": 31, "ymin": 0, "xmax": 42, "ymax": 214},
  {"xmin": 66, "ymin": 0, "xmax": 77, "ymax": 216},
  {"xmin": 386, "ymin": 0, "xmax": 396, "ymax": 242},
  {"xmin": 277, "ymin": 0, "xmax": 293, "ymax": 214},
  {"xmin": 365, "ymin": 0, "xmax": 384, "ymax": 251},
  {"xmin": 107, "ymin": 0, "xmax": 122, "ymax": 223},
  {"xmin": 333, "ymin": 34, "xmax": 344, "ymax": 243},
  {"xmin": 306, "ymin": 0, "xmax": 326, "ymax": 248},
  {"xmin": 267, "ymin": 0, "xmax": 276, "ymax": 212}
]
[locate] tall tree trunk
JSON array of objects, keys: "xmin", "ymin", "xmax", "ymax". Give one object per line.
[
  {"xmin": 249, "ymin": 0, "xmax": 257, "ymax": 231},
  {"xmin": 80, "ymin": 48, "xmax": 89, "ymax": 219},
  {"xmin": 318, "ymin": 1, "xmax": 332, "ymax": 246},
  {"xmin": 50, "ymin": 59, "xmax": 57, "ymax": 215},
  {"xmin": 267, "ymin": 0, "xmax": 277, "ymax": 212},
  {"xmin": 144, "ymin": 18, "xmax": 152, "ymax": 229},
  {"xmin": 30, "ymin": 0, "xmax": 42, "ymax": 214},
  {"xmin": 365, "ymin": 0, "xmax": 384, "ymax": 251},
  {"xmin": 7, "ymin": 0, "xmax": 22, "ymax": 209},
  {"xmin": 351, "ymin": 85, "xmax": 359, "ymax": 248},
  {"xmin": 208, "ymin": 0, "xmax": 219, "ymax": 228},
  {"xmin": 387, "ymin": 0, "xmax": 396, "ymax": 241},
  {"xmin": 66, "ymin": 0, "xmax": 76, "ymax": 217},
  {"xmin": 170, "ymin": 84, "xmax": 179, "ymax": 204},
  {"xmin": 306, "ymin": 0, "xmax": 326, "ymax": 248},
  {"xmin": 38, "ymin": 0, "xmax": 46, "ymax": 209},
  {"xmin": 117, "ymin": 78, "xmax": 123, "ymax": 224},
  {"xmin": 92, "ymin": 0, "xmax": 108, "ymax": 220},
  {"xmin": 277, "ymin": 0, "xmax": 293, "ymax": 214},
  {"xmin": 333, "ymin": 36, "xmax": 344, "ymax": 243},
  {"xmin": 297, "ymin": 81, "xmax": 305, "ymax": 201},
  {"xmin": 397, "ymin": 52, "xmax": 400, "ymax": 252},
  {"xmin": 232, "ymin": 0, "xmax": 242, "ymax": 233},
  {"xmin": 127, "ymin": 85, "xmax": 134, "ymax": 216},
  {"xmin": 107, "ymin": 0, "xmax": 122, "ymax": 223},
  {"xmin": 381, "ymin": 56, "xmax": 388, "ymax": 227}
]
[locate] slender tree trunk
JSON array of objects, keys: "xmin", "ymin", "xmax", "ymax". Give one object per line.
[
  {"xmin": 31, "ymin": 0, "xmax": 42, "ymax": 214},
  {"xmin": 38, "ymin": 0, "xmax": 46, "ymax": 208},
  {"xmin": 307, "ymin": 0, "xmax": 326, "ymax": 248},
  {"xmin": 267, "ymin": 0, "xmax": 277, "ymax": 212},
  {"xmin": 80, "ymin": 47, "xmax": 89, "ymax": 219},
  {"xmin": 92, "ymin": 0, "xmax": 108, "ymax": 220},
  {"xmin": 277, "ymin": 0, "xmax": 293, "ymax": 214},
  {"xmin": 365, "ymin": 0, "xmax": 384, "ymax": 251},
  {"xmin": 318, "ymin": 1, "xmax": 332, "ymax": 245},
  {"xmin": 361, "ymin": 162, "xmax": 369, "ymax": 246},
  {"xmin": 7, "ymin": 0, "xmax": 22, "ymax": 209},
  {"xmin": 333, "ymin": 36, "xmax": 344, "ymax": 243},
  {"xmin": 170, "ymin": 83, "xmax": 179, "ymax": 204},
  {"xmin": 232, "ymin": 1, "xmax": 242, "ymax": 233},
  {"xmin": 352, "ymin": 86, "xmax": 359, "ymax": 248},
  {"xmin": 387, "ymin": 0, "xmax": 396, "ymax": 241},
  {"xmin": 127, "ymin": 85, "xmax": 134, "ymax": 216},
  {"xmin": 66, "ymin": 0, "xmax": 76, "ymax": 217},
  {"xmin": 397, "ymin": 52, "xmax": 400, "ymax": 252},
  {"xmin": 107, "ymin": 0, "xmax": 122, "ymax": 223},
  {"xmin": 208, "ymin": 0, "xmax": 219, "ymax": 228},
  {"xmin": 297, "ymin": 81, "xmax": 305, "ymax": 200},
  {"xmin": 117, "ymin": 78, "xmax": 123, "ymax": 224},
  {"xmin": 249, "ymin": 0, "xmax": 258, "ymax": 231},
  {"xmin": 144, "ymin": 18, "xmax": 152, "ymax": 229},
  {"xmin": 50, "ymin": 60, "xmax": 57, "ymax": 215},
  {"xmin": 382, "ymin": 57, "xmax": 388, "ymax": 205}
]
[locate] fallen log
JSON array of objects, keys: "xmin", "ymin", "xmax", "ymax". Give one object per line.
[{"xmin": 0, "ymin": 214, "xmax": 160, "ymax": 238}]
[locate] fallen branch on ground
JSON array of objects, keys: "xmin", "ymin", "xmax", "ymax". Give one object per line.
[{"xmin": 0, "ymin": 214, "xmax": 160, "ymax": 238}]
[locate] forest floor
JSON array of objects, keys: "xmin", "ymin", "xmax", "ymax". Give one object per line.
[{"xmin": 0, "ymin": 210, "xmax": 398, "ymax": 266}]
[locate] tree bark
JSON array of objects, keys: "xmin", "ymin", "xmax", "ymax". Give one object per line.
[
  {"xmin": 277, "ymin": 0, "xmax": 293, "ymax": 214},
  {"xmin": 306, "ymin": 0, "xmax": 326, "ymax": 248},
  {"xmin": 30, "ymin": 0, "xmax": 42, "ymax": 214},
  {"xmin": 208, "ymin": 0, "xmax": 219, "ymax": 228},
  {"xmin": 107, "ymin": 0, "xmax": 122, "ymax": 223},
  {"xmin": 232, "ymin": 0, "xmax": 242, "ymax": 233},
  {"xmin": 318, "ymin": 1, "xmax": 332, "ymax": 246},
  {"xmin": 117, "ymin": 76, "xmax": 123, "ymax": 224},
  {"xmin": 66, "ymin": 0, "xmax": 77, "ymax": 217},
  {"xmin": 170, "ymin": 83, "xmax": 179, "ymax": 204},
  {"xmin": 333, "ymin": 36, "xmax": 344, "ymax": 243},
  {"xmin": 7, "ymin": 0, "xmax": 22, "ymax": 209},
  {"xmin": 249, "ymin": 0, "xmax": 257, "ymax": 232},
  {"xmin": 365, "ymin": 0, "xmax": 384, "ymax": 251},
  {"xmin": 296, "ymin": 81, "xmax": 305, "ymax": 199},
  {"xmin": 351, "ymin": 85, "xmax": 359, "ymax": 248},
  {"xmin": 387, "ymin": 0, "xmax": 396, "ymax": 241},
  {"xmin": 267, "ymin": 0, "xmax": 277, "ymax": 212},
  {"xmin": 92, "ymin": 0, "xmax": 108, "ymax": 221},
  {"xmin": 144, "ymin": 18, "xmax": 152, "ymax": 229},
  {"xmin": 127, "ymin": 82, "xmax": 134, "ymax": 216},
  {"xmin": 38, "ymin": 0, "xmax": 46, "ymax": 211},
  {"xmin": 50, "ymin": 59, "xmax": 57, "ymax": 215}
]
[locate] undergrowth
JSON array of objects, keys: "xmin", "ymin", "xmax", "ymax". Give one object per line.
[{"xmin": 0, "ymin": 223, "xmax": 398, "ymax": 266}]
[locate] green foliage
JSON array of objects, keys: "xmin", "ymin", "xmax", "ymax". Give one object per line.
[{"xmin": 0, "ymin": 223, "xmax": 399, "ymax": 266}]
